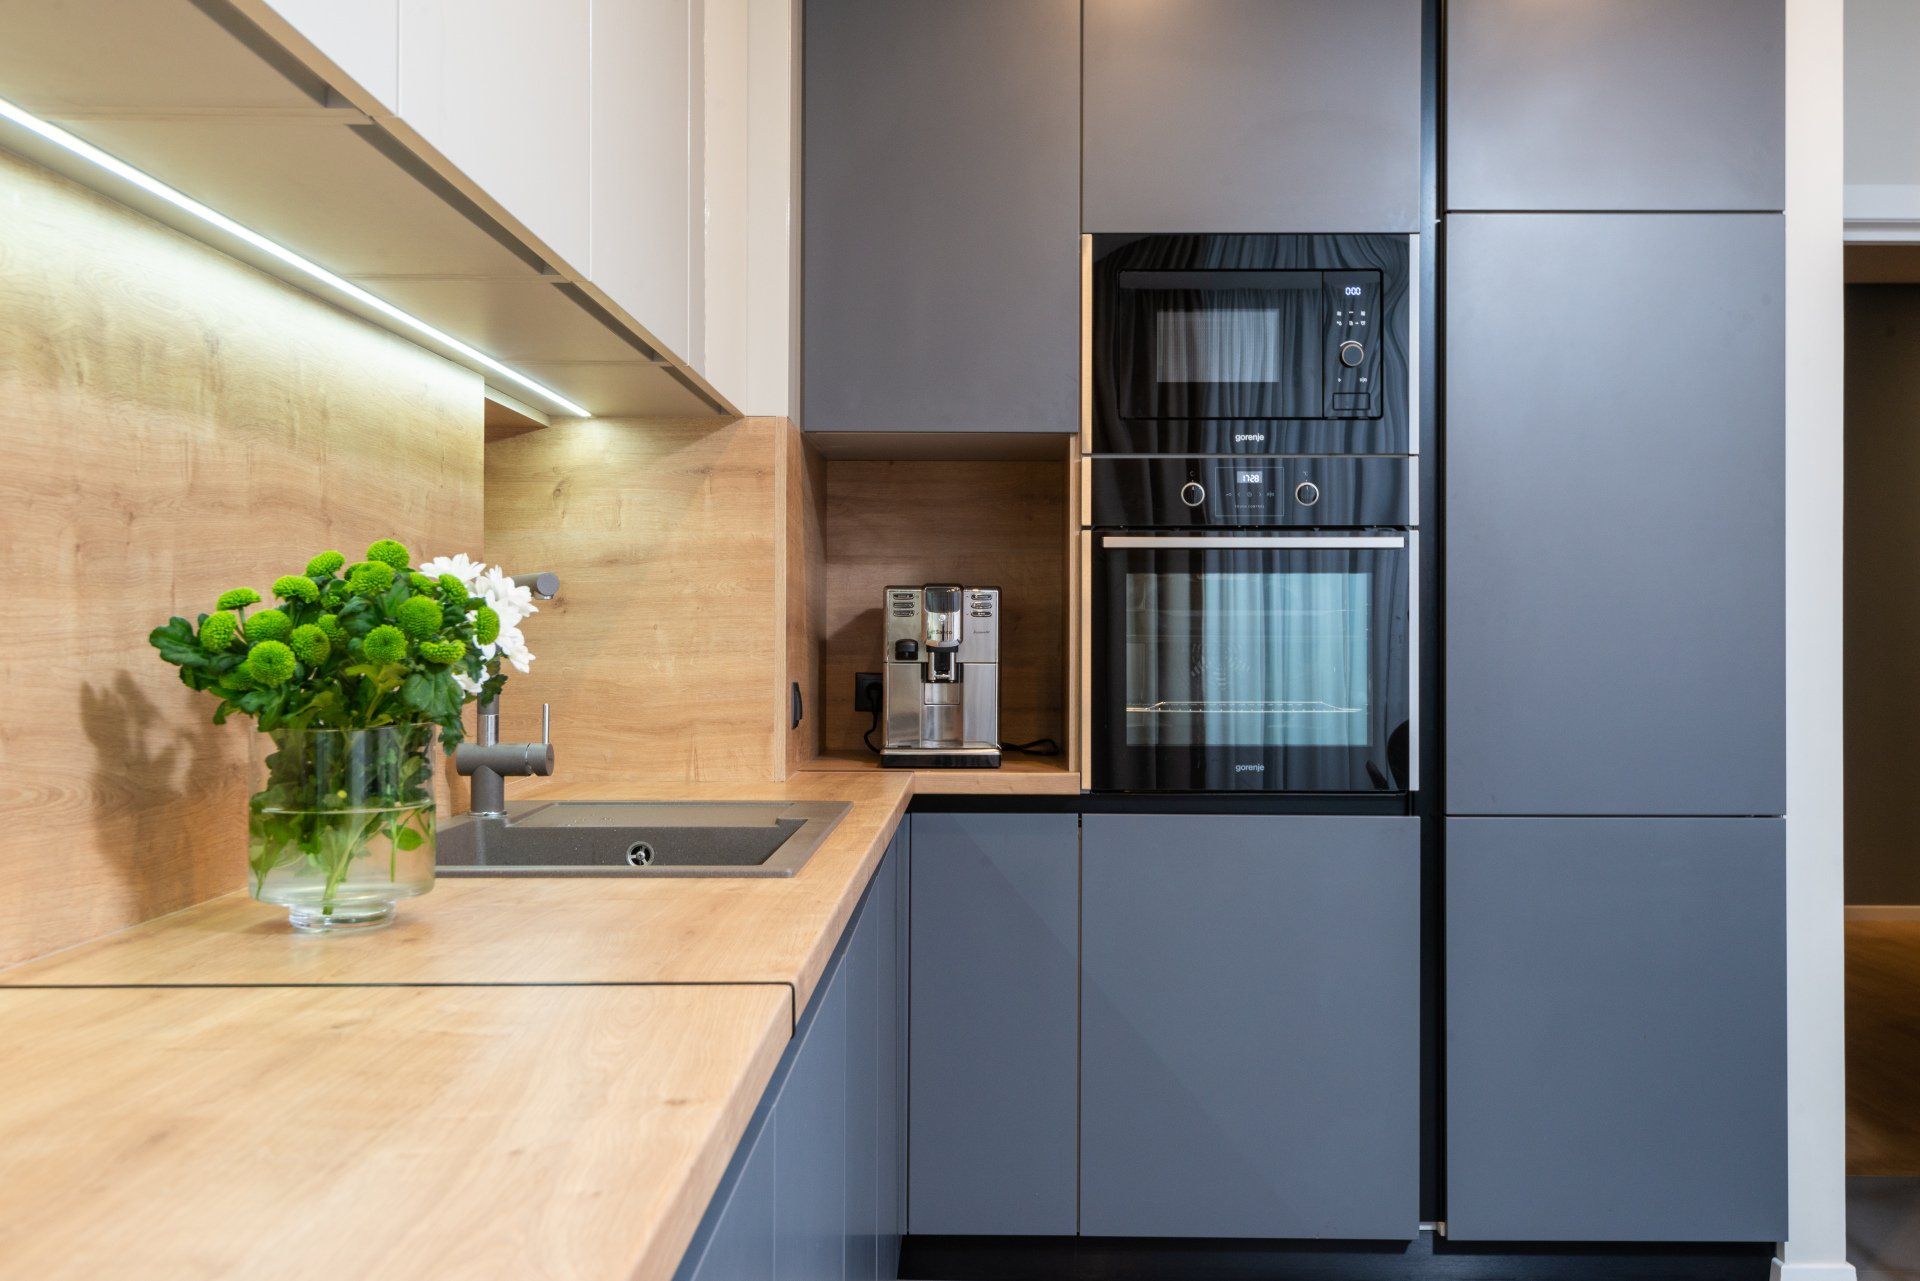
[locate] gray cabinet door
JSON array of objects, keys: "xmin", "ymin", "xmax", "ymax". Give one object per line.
[
  {"xmin": 1083, "ymin": 0, "xmax": 1422, "ymax": 234},
  {"xmin": 1445, "ymin": 818, "xmax": 1787, "ymax": 1242},
  {"xmin": 1448, "ymin": 0, "xmax": 1784, "ymax": 212},
  {"xmin": 843, "ymin": 855, "xmax": 882, "ymax": 1281},
  {"xmin": 802, "ymin": 0, "xmax": 1079, "ymax": 432},
  {"xmin": 1445, "ymin": 214, "xmax": 1785, "ymax": 817},
  {"xmin": 680, "ymin": 1113, "xmax": 778, "ymax": 1281},
  {"xmin": 908, "ymin": 812, "xmax": 1079, "ymax": 1235},
  {"xmin": 775, "ymin": 955, "xmax": 848, "ymax": 1281},
  {"xmin": 1080, "ymin": 814, "xmax": 1420, "ymax": 1239}
]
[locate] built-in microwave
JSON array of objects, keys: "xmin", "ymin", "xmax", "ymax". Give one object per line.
[
  {"xmin": 1088, "ymin": 458, "xmax": 1417, "ymax": 794},
  {"xmin": 1090, "ymin": 233, "xmax": 1415, "ymax": 456}
]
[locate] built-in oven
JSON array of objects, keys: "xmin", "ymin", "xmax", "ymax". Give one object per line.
[
  {"xmin": 1089, "ymin": 456, "xmax": 1417, "ymax": 794},
  {"xmin": 1091, "ymin": 233, "xmax": 1414, "ymax": 456}
]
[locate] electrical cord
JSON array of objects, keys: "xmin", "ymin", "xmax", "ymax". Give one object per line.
[
  {"xmin": 863, "ymin": 704, "xmax": 881, "ymax": 754},
  {"xmin": 1000, "ymin": 737, "xmax": 1062, "ymax": 756}
]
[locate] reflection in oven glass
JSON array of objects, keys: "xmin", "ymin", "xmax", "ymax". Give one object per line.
[{"xmin": 1124, "ymin": 571, "xmax": 1372, "ymax": 748}]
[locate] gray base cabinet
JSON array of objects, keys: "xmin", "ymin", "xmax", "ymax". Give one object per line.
[
  {"xmin": 1447, "ymin": 0, "xmax": 1783, "ymax": 212},
  {"xmin": 1445, "ymin": 213, "xmax": 1785, "ymax": 816},
  {"xmin": 1082, "ymin": 0, "xmax": 1422, "ymax": 234},
  {"xmin": 1445, "ymin": 819, "xmax": 1787, "ymax": 1243},
  {"xmin": 908, "ymin": 812, "xmax": 1079, "ymax": 1235},
  {"xmin": 1079, "ymin": 815, "xmax": 1421, "ymax": 1240},
  {"xmin": 675, "ymin": 833, "xmax": 906, "ymax": 1281},
  {"xmin": 802, "ymin": 0, "xmax": 1079, "ymax": 432}
]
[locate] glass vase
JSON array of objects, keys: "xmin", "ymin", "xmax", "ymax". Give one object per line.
[{"xmin": 249, "ymin": 724, "xmax": 438, "ymax": 932}]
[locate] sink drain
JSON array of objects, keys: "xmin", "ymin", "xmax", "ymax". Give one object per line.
[{"xmin": 625, "ymin": 841, "xmax": 654, "ymax": 867}]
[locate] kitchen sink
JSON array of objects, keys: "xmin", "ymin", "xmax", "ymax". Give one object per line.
[{"xmin": 435, "ymin": 800, "xmax": 850, "ymax": 878}]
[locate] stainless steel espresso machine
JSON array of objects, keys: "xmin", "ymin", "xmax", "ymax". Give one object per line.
[{"xmin": 880, "ymin": 584, "xmax": 1001, "ymax": 769}]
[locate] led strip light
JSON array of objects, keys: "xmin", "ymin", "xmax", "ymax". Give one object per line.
[{"xmin": 0, "ymin": 93, "xmax": 591, "ymax": 418}]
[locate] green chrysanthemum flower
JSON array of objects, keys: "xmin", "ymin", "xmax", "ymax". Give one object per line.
[
  {"xmin": 394, "ymin": 594, "xmax": 443, "ymax": 639},
  {"xmin": 365, "ymin": 539, "xmax": 411, "ymax": 571},
  {"xmin": 271, "ymin": 574, "xmax": 319, "ymax": 604},
  {"xmin": 436, "ymin": 573, "xmax": 470, "ymax": 603},
  {"xmin": 215, "ymin": 587, "xmax": 261, "ymax": 611},
  {"xmin": 473, "ymin": 605, "xmax": 501, "ymax": 646},
  {"xmin": 362, "ymin": 625, "xmax": 408, "ymax": 665},
  {"xmin": 418, "ymin": 638, "xmax": 466, "ymax": 665},
  {"xmin": 347, "ymin": 561, "xmax": 396, "ymax": 597},
  {"xmin": 288, "ymin": 624, "xmax": 331, "ymax": 666},
  {"xmin": 243, "ymin": 640, "xmax": 296, "ymax": 686},
  {"xmin": 216, "ymin": 669, "xmax": 252, "ymax": 695},
  {"xmin": 304, "ymin": 550, "xmax": 346, "ymax": 576},
  {"xmin": 199, "ymin": 611, "xmax": 241, "ymax": 652},
  {"xmin": 243, "ymin": 608, "xmax": 292, "ymax": 644},
  {"xmin": 315, "ymin": 613, "xmax": 345, "ymax": 644},
  {"xmin": 408, "ymin": 572, "xmax": 438, "ymax": 593}
]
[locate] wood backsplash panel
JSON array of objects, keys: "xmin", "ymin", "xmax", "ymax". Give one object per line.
[
  {"xmin": 0, "ymin": 150, "xmax": 483, "ymax": 968},
  {"xmin": 820, "ymin": 460, "xmax": 1067, "ymax": 755},
  {"xmin": 484, "ymin": 417, "xmax": 785, "ymax": 785}
]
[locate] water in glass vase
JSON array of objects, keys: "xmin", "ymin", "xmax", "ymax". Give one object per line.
[{"xmin": 249, "ymin": 725, "xmax": 439, "ymax": 932}]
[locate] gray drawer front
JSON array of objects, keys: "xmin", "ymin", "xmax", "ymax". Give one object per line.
[{"xmin": 1080, "ymin": 814, "xmax": 1420, "ymax": 1239}]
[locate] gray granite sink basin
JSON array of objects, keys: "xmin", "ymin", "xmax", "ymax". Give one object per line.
[{"xmin": 435, "ymin": 800, "xmax": 849, "ymax": 878}]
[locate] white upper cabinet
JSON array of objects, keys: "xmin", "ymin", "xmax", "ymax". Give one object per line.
[
  {"xmin": 258, "ymin": 0, "xmax": 400, "ymax": 109},
  {"xmin": 396, "ymin": 0, "xmax": 593, "ymax": 273},
  {"xmin": 592, "ymin": 0, "xmax": 698, "ymax": 363}
]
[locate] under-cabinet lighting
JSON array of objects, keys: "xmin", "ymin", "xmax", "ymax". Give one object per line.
[{"xmin": 0, "ymin": 93, "xmax": 591, "ymax": 418}]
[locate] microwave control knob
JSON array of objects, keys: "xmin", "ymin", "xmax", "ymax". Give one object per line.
[
  {"xmin": 1338, "ymin": 340, "xmax": 1365, "ymax": 368},
  {"xmin": 1294, "ymin": 480, "xmax": 1321, "ymax": 507},
  {"xmin": 1179, "ymin": 481, "xmax": 1206, "ymax": 508}
]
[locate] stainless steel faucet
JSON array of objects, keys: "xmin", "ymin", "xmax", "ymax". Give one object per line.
[{"xmin": 454, "ymin": 571, "xmax": 559, "ymax": 817}]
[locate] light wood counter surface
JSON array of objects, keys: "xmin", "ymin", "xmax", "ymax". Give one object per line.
[
  {"xmin": 0, "ymin": 772, "xmax": 913, "ymax": 1016},
  {"xmin": 0, "ymin": 984, "xmax": 790, "ymax": 1281}
]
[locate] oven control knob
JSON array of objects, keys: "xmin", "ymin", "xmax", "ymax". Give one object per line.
[
  {"xmin": 1179, "ymin": 481, "xmax": 1206, "ymax": 508},
  {"xmin": 1294, "ymin": 480, "xmax": 1321, "ymax": 507},
  {"xmin": 1338, "ymin": 340, "xmax": 1365, "ymax": 368}
]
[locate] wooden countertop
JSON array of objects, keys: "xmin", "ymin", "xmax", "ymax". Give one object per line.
[
  {"xmin": 0, "ymin": 984, "xmax": 790, "ymax": 1281},
  {"xmin": 0, "ymin": 770, "xmax": 920, "ymax": 1281},
  {"xmin": 1, "ymin": 772, "xmax": 914, "ymax": 1014}
]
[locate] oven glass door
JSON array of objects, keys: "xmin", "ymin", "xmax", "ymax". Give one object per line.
[
  {"xmin": 1093, "ymin": 533, "xmax": 1415, "ymax": 792},
  {"xmin": 1113, "ymin": 270, "xmax": 1327, "ymax": 421}
]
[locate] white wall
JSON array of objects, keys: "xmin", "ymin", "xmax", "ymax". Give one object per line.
[
  {"xmin": 1778, "ymin": 0, "xmax": 1853, "ymax": 1277},
  {"xmin": 1845, "ymin": 0, "xmax": 1920, "ymax": 234}
]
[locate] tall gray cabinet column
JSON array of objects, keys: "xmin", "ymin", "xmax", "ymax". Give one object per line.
[{"xmin": 1442, "ymin": 0, "xmax": 1788, "ymax": 1245}]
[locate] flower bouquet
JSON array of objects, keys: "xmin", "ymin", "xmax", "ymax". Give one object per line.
[{"xmin": 150, "ymin": 541, "xmax": 539, "ymax": 931}]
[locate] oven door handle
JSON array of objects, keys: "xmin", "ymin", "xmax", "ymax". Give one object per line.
[{"xmin": 1100, "ymin": 534, "xmax": 1408, "ymax": 550}]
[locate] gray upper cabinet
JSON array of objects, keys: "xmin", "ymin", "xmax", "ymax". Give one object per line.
[
  {"xmin": 1446, "ymin": 214, "xmax": 1785, "ymax": 817},
  {"xmin": 1448, "ymin": 0, "xmax": 1784, "ymax": 211},
  {"xmin": 909, "ymin": 813, "xmax": 1079, "ymax": 1236},
  {"xmin": 1082, "ymin": 0, "xmax": 1423, "ymax": 233},
  {"xmin": 1446, "ymin": 818, "xmax": 1787, "ymax": 1242},
  {"xmin": 1080, "ymin": 815, "xmax": 1420, "ymax": 1240},
  {"xmin": 802, "ymin": 0, "xmax": 1080, "ymax": 432}
]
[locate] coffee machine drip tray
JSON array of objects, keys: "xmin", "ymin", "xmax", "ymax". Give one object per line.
[{"xmin": 880, "ymin": 743, "xmax": 1003, "ymax": 770}]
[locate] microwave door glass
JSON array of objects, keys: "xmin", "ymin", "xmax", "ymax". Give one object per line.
[
  {"xmin": 1124, "ymin": 569, "xmax": 1373, "ymax": 750},
  {"xmin": 1117, "ymin": 270, "xmax": 1323, "ymax": 420}
]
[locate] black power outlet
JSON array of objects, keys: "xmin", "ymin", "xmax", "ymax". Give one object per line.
[{"xmin": 853, "ymin": 672, "xmax": 883, "ymax": 714}]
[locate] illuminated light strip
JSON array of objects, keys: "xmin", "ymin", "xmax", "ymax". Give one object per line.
[{"xmin": 0, "ymin": 93, "xmax": 591, "ymax": 418}]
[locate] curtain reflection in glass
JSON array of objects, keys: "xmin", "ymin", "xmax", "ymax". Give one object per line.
[{"xmin": 1125, "ymin": 570, "xmax": 1372, "ymax": 748}]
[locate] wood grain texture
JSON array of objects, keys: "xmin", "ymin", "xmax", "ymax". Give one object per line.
[
  {"xmin": 0, "ymin": 147, "xmax": 483, "ymax": 969},
  {"xmin": 818, "ymin": 459, "xmax": 1068, "ymax": 756},
  {"xmin": 0, "ymin": 772, "xmax": 912, "ymax": 1017},
  {"xmin": 803, "ymin": 748, "xmax": 1080, "ymax": 795},
  {"xmin": 0, "ymin": 984, "xmax": 789, "ymax": 1281},
  {"xmin": 1848, "ymin": 918, "xmax": 1920, "ymax": 1174},
  {"xmin": 483, "ymin": 416, "xmax": 787, "ymax": 786},
  {"xmin": 784, "ymin": 423, "xmax": 828, "ymax": 774}
]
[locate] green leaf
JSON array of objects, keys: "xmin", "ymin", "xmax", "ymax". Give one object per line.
[
  {"xmin": 400, "ymin": 671, "xmax": 463, "ymax": 723},
  {"xmin": 393, "ymin": 825, "xmax": 424, "ymax": 851},
  {"xmin": 149, "ymin": 617, "xmax": 210, "ymax": 669}
]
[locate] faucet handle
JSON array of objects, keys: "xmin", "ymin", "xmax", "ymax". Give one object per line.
[{"xmin": 541, "ymin": 703, "xmax": 551, "ymax": 746}]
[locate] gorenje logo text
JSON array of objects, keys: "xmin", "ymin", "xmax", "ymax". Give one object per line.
[
  {"xmin": 1234, "ymin": 762, "xmax": 1265, "ymax": 773},
  {"xmin": 1233, "ymin": 433, "xmax": 1265, "ymax": 444}
]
